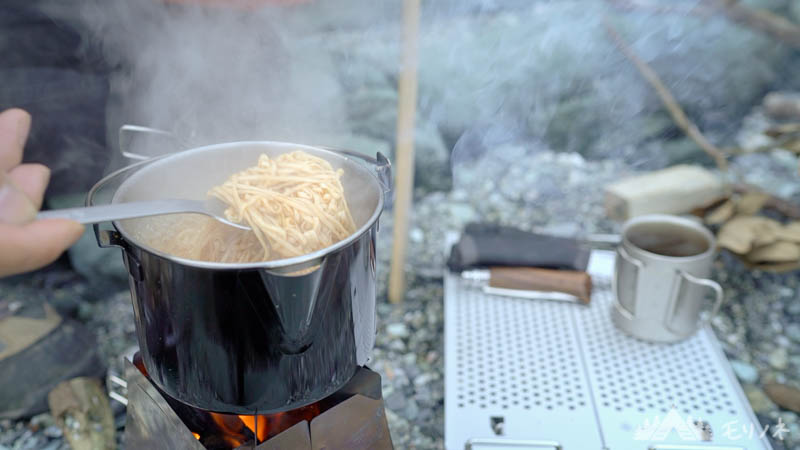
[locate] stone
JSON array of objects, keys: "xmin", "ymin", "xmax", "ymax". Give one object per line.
[
  {"xmin": 769, "ymin": 347, "xmax": 790, "ymax": 370},
  {"xmin": 730, "ymin": 360, "xmax": 759, "ymax": 384},
  {"xmin": 386, "ymin": 323, "xmax": 410, "ymax": 339},
  {"xmin": 404, "ymin": 399, "xmax": 420, "ymax": 421},
  {"xmin": 413, "ymin": 373, "xmax": 434, "ymax": 388},
  {"xmin": 384, "ymin": 391, "xmax": 407, "ymax": 412},
  {"xmin": 792, "ymin": 0, "xmax": 800, "ymax": 27},
  {"xmin": 764, "ymin": 383, "xmax": 800, "ymax": 414},
  {"xmin": 785, "ymin": 324, "xmax": 800, "ymax": 342},
  {"xmin": 763, "ymin": 91, "xmax": 800, "ymax": 120},
  {"xmin": 43, "ymin": 426, "xmax": 62, "ymax": 439},
  {"xmin": 745, "ymin": 386, "xmax": 776, "ymax": 414},
  {"xmin": 659, "ymin": 138, "xmax": 706, "ymax": 167}
]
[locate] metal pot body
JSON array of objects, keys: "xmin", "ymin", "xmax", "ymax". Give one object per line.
[
  {"xmin": 113, "ymin": 223, "xmax": 377, "ymax": 414},
  {"xmin": 91, "ymin": 141, "xmax": 389, "ymax": 414}
]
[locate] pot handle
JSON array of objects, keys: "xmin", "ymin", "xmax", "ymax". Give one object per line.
[
  {"xmin": 320, "ymin": 147, "xmax": 393, "ymax": 196},
  {"xmin": 118, "ymin": 125, "xmax": 184, "ymax": 161},
  {"xmin": 86, "ymin": 156, "xmax": 168, "ymax": 248}
]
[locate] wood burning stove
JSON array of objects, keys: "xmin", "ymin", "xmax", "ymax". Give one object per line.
[{"xmin": 124, "ymin": 353, "xmax": 393, "ymax": 449}]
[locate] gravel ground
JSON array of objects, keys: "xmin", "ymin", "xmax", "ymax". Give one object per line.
[{"xmin": 2, "ymin": 138, "xmax": 800, "ymax": 449}]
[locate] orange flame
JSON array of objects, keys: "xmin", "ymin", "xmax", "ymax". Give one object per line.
[
  {"xmin": 239, "ymin": 414, "xmax": 269, "ymax": 442},
  {"xmin": 208, "ymin": 412, "xmax": 248, "ymax": 447}
]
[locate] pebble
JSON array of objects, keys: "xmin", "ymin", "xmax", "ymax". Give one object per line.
[
  {"xmin": 746, "ymin": 387, "xmax": 777, "ymax": 414},
  {"xmin": 787, "ymin": 300, "xmax": 800, "ymax": 315},
  {"xmin": 770, "ymin": 347, "xmax": 790, "ymax": 370},
  {"xmin": 389, "ymin": 340, "xmax": 407, "ymax": 352},
  {"xmin": 785, "ymin": 324, "xmax": 800, "ymax": 342},
  {"xmin": 414, "ymin": 373, "xmax": 434, "ymax": 388},
  {"xmin": 404, "ymin": 399, "xmax": 420, "ymax": 420},
  {"xmin": 730, "ymin": 360, "xmax": 759, "ymax": 384},
  {"xmin": 42, "ymin": 427, "xmax": 62, "ymax": 439},
  {"xmin": 384, "ymin": 391, "xmax": 407, "ymax": 413},
  {"xmin": 386, "ymin": 323, "xmax": 410, "ymax": 339}
]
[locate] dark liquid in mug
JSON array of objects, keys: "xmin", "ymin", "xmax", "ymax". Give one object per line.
[{"xmin": 625, "ymin": 222, "xmax": 710, "ymax": 257}]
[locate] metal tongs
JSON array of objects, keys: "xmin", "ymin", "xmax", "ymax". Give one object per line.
[
  {"xmin": 36, "ymin": 197, "xmax": 251, "ymax": 231},
  {"xmin": 1, "ymin": 164, "xmax": 250, "ymax": 230}
]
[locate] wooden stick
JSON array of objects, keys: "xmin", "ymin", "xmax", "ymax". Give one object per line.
[
  {"xmin": 603, "ymin": 21, "xmax": 729, "ymax": 171},
  {"xmin": 605, "ymin": 0, "xmax": 715, "ymax": 17},
  {"xmin": 711, "ymin": 0, "xmax": 800, "ymax": 49},
  {"xmin": 388, "ymin": 0, "xmax": 421, "ymax": 304}
]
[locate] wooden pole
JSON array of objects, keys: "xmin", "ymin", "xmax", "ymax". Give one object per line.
[{"xmin": 388, "ymin": 0, "xmax": 421, "ymax": 304}]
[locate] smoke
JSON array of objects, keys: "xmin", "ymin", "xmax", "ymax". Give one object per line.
[
  {"xmin": 34, "ymin": 0, "xmax": 788, "ymax": 194},
  {"xmin": 69, "ymin": 0, "xmax": 385, "ymax": 159}
]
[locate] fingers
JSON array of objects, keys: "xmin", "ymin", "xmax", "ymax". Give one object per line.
[
  {"xmin": 7, "ymin": 163, "xmax": 50, "ymax": 210},
  {"xmin": 0, "ymin": 108, "xmax": 31, "ymax": 172},
  {"xmin": 0, "ymin": 219, "xmax": 84, "ymax": 277}
]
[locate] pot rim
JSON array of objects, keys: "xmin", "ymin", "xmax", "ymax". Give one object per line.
[{"xmin": 105, "ymin": 140, "xmax": 385, "ymax": 272}]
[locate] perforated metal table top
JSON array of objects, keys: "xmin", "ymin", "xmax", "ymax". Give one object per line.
[{"xmin": 444, "ymin": 248, "xmax": 772, "ymax": 450}]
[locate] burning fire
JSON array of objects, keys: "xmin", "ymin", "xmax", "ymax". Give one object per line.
[
  {"xmin": 207, "ymin": 413, "xmax": 250, "ymax": 447},
  {"xmin": 133, "ymin": 353, "xmax": 322, "ymax": 448},
  {"xmin": 238, "ymin": 414, "xmax": 268, "ymax": 442},
  {"xmin": 196, "ymin": 405, "xmax": 319, "ymax": 448}
]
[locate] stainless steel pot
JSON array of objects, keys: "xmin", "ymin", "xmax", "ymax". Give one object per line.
[{"xmin": 89, "ymin": 139, "xmax": 391, "ymax": 414}]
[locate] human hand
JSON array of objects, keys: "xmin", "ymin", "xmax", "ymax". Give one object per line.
[{"xmin": 0, "ymin": 108, "xmax": 84, "ymax": 277}]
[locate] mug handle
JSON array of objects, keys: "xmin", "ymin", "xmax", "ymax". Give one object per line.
[
  {"xmin": 665, "ymin": 271, "xmax": 724, "ymax": 336},
  {"xmin": 613, "ymin": 246, "xmax": 644, "ymax": 321}
]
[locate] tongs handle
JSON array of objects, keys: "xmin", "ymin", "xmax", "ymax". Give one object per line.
[{"xmin": 37, "ymin": 199, "xmax": 205, "ymax": 225}]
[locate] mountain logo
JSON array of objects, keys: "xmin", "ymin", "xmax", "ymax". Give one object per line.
[{"xmin": 633, "ymin": 407, "xmax": 704, "ymax": 442}]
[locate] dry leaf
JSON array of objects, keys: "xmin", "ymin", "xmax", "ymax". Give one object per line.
[
  {"xmin": 777, "ymin": 222, "xmax": 800, "ymax": 243},
  {"xmin": 736, "ymin": 192, "xmax": 770, "ymax": 215},
  {"xmin": 705, "ymin": 200, "xmax": 735, "ymax": 225},
  {"xmin": 718, "ymin": 217, "xmax": 757, "ymax": 254},
  {"xmin": 747, "ymin": 241, "xmax": 800, "ymax": 263},
  {"xmin": 784, "ymin": 139, "xmax": 800, "ymax": 154},
  {"xmin": 764, "ymin": 122, "xmax": 800, "ymax": 138},
  {"xmin": 743, "ymin": 260, "xmax": 800, "ymax": 273}
]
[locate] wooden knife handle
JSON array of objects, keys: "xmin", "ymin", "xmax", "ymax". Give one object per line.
[{"xmin": 488, "ymin": 267, "xmax": 592, "ymax": 304}]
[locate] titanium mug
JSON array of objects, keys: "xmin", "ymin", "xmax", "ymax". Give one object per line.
[{"xmin": 611, "ymin": 214, "xmax": 724, "ymax": 343}]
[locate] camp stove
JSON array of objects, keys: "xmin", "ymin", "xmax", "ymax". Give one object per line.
[
  {"xmin": 444, "ymin": 240, "xmax": 773, "ymax": 449},
  {"xmin": 120, "ymin": 353, "xmax": 392, "ymax": 449}
]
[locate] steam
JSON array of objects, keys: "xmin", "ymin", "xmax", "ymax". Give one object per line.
[
  {"xmin": 74, "ymin": 1, "xmax": 364, "ymax": 158},
  {"xmin": 34, "ymin": 0, "xmax": 784, "ymax": 194}
]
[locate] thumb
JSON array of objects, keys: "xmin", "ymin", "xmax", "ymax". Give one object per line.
[{"xmin": 0, "ymin": 219, "xmax": 85, "ymax": 277}]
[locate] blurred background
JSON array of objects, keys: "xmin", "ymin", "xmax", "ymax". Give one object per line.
[{"xmin": 2, "ymin": 0, "xmax": 800, "ymax": 448}]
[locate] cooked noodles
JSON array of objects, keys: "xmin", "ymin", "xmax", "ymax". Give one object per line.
[{"xmin": 141, "ymin": 150, "xmax": 356, "ymax": 263}]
